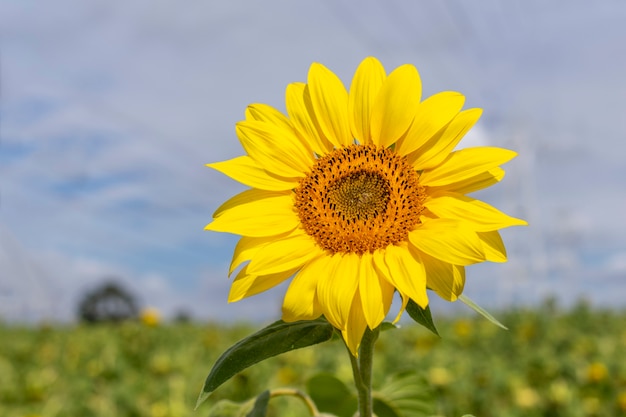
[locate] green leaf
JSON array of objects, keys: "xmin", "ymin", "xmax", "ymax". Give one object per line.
[
  {"xmin": 196, "ymin": 318, "xmax": 334, "ymax": 408},
  {"xmin": 306, "ymin": 374, "xmax": 357, "ymax": 417},
  {"xmin": 246, "ymin": 390, "xmax": 270, "ymax": 417},
  {"xmin": 405, "ymin": 300, "xmax": 439, "ymax": 336},
  {"xmin": 373, "ymin": 371, "xmax": 436, "ymax": 417},
  {"xmin": 458, "ymin": 294, "xmax": 507, "ymax": 330}
]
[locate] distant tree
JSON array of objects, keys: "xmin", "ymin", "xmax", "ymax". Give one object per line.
[
  {"xmin": 173, "ymin": 309, "xmax": 193, "ymax": 323},
  {"xmin": 77, "ymin": 279, "xmax": 139, "ymax": 324}
]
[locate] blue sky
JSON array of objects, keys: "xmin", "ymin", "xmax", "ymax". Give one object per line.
[{"xmin": 1, "ymin": 0, "xmax": 625, "ymax": 323}]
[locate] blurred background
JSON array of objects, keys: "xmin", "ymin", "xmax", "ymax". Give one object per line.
[{"xmin": 1, "ymin": 0, "xmax": 625, "ymax": 324}]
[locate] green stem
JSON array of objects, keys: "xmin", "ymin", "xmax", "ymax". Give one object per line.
[
  {"xmin": 348, "ymin": 348, "xmax": 365, "ymax": 391},
  {"xmin": 346, "ymin": 326, "xmax": 380, "ymax": 417}
]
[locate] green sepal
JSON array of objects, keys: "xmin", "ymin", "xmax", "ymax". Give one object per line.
[
  {"xmin": 306, "ymin": 373, "xmax": 357, "ymax": 417},
  {"xmin": 196, "ymin": 318, "xmax": 334, "ymax": 408},
  {"xmin": 373, "ymin": 371, "xmax": 436, "ymax": 417},
  {"xmin": 405, "ymin": 300, "xmax": 440, "ymax": 336},
  {"xmin": 458, "ymin": 294, "xmax": 508, "ymax": 330},
  {"xmin": 246, "ymin": 390, "xmax": 270, "ymax": 417}
]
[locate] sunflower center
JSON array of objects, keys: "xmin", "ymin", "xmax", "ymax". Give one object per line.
[
  {"xmin": 295, "ymin": 144, "xmax": 425, "ymax": 255},
  {"xmin": 327, "ymin": 171, "xmax": 389, "ymax": 221}
]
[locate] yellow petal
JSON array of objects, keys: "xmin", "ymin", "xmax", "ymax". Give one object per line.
[
  {"xmin": 245, "ymin": 104, "xmax": 293, "ymax": 132},
  {"xmin": 207, "ymin": 156, "xmax": 298, "ymax": 191},
  {"xmin": 230, "ymin": 236, "xmax": 266, "ymax": 276},
  {"xmin": 236, "ymin": 120, "xmax": 313, "ymax": 178},
  {"xmin": 408, "ymin": 108, "xmax": 482, "ymax": 170},
  {"xmin": 206, "ymin": 190, "xmax": 299, "ymax": 237},
  {"xmin": 408, "ymin": 218, "xmax": 485, "ymax": 265},
  {"xmin": 370, "ymin": 64, "xmax": 420, "ymax": 147},
  {"xmin": 429, "ymin": 167, "xmax": 505, "ymax": 195},
  {"xmin": 247, "ymin": 233, "xmax": 322, "ymax": 276},
  {"xmin": 229, "ymin": 265, "xmax": 298, "ymax": 302},
  {"xmin": 359, "ymin": 252, "xmax": 394, "ymax": 329},
  {"xmin": 396, "ymin": 91, "xmax": 465, "ymax": 156},
  {"xmin": 478, "ymin": 231, "xmax": 508, "ymax": 263},
  {"xmin": 348, "ymin": 57, "xmax": 386, "ymax": 145},
  {"xmin": 372, "ymin": 249, "xmax": 409, "ymax": 323},
  {"xmin": 212, "ymin": 188, "xmax": 272, "ymax": 218},
  {"xmin": 342, "ymin": 291, "xmax": 368, "ymax": 356},
  {"xmin": 307, "ymin": 63, "xmax": 352, "ymax": 147},
  {"xmin": 316, "ymin": 253, "xmax": 360, "ymax": 331},
  {"xmin": 391, "ymin": 294, "xmax": 409, "ymax": 324},
  {"xmin": 421, "ymin": 252, "xmax": 465, "ymax": 301},
  {"xmin": 286, "ymin": 82, "xmax": 334, "ymax": 155},
  {"xmin": 419, "ymin": 147, "xmax": 517, "ymax": 187},
  {"xmin": 229, "ymin": 232, "xmax": 293, "ymax": 276},
  {"xmin": 282, "ymin": 256, "xmax": 327, "ymax": 322},
  {"xmin": 425, "ymin": 191, "xmax": 528, "ymax": 231},
  {"xmin": 382, "ymin": 245, "xmax": 429, "ymax": 308}
]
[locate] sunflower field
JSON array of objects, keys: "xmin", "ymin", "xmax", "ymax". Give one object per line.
[{"xmin": 1, "ymin": 300, "xmax": 625, "ymax": 417}]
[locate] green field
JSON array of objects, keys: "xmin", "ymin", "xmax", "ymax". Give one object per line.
[{"xmin": 1, "ymin": 300, "xmax": 625, "ymax": 417}]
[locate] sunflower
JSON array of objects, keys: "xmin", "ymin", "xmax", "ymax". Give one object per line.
[{"xmin": 206, "ymin": 57, "xmax": 526, "ymax": 355}]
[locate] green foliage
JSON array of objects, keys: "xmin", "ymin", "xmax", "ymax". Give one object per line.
[
  {"xmin": 458, "ymin": 294, "xmax": 508, "ymax": 330},
  {"xmin": 373, "ymin": 372, "xmax": 435, "ymax": 417},
  {"xmin": 204, "ymin": 392, "xmax": 272, "ymax": 417},
  {"xmin": 247, "ymin": 390, "xmax": 270, "ymax": 417},
  {"xmin": 305, "ymin": 371, "xmax": 436, "ymax": 417},
  {"xmin": 306, "ymin": 374, "xmax": 357, "ymax": 417},
  {"xmin": 197, "ymin": 319, "xmax": 334, "ymax": 407},
  {"xmin": 1, "ymin": 302, "xmax": 626, "ymax": 417},
  {"xmin": 406, "ymin": 300, "xmax": 439, "ymax": 336},
  {"xmin": 207, "ymin": 399, "xmax": 254, "ymax": 417}
]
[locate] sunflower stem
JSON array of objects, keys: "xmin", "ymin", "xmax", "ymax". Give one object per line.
[{"xmin": 347, "ymin": 326, "xmax": 379, "ymax": 417}]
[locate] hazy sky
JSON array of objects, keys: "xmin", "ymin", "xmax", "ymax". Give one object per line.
[{"xmin": 1, "ymin": 0, "xmax": 625, "ymax": 323}]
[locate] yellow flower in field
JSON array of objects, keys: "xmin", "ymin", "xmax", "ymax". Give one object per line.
[
  {"xmin": 206, "ymin": 57, "xmax": 526, "ymax": 355},
  {"xmin": 150, "ymin": 401, "xmax": 169, "ymax": 417},
  {"xmin": 582, "ymin": 396, "xmax": 601, "ymax": 415},
  {"xmin": 586, "ymin": 361, "xmax": 608, "ymax": 383},
  {"xmin": 140, "ymin": 307, "xmax": 162, "ymax": 326},
  {"xmin": 514, "ymin": 386, "xmax": 540, "ymax": 409},
  {"xmin": 428, "ymin": 366, "xmax": 453, "ymax": 387},
  {"xmin": 453, "ymin": 318, "xmax": 472, "ymax": 339},
  {"xmin": 548, "ymin": 380, "xmax": 572, "ymax": 405}
]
